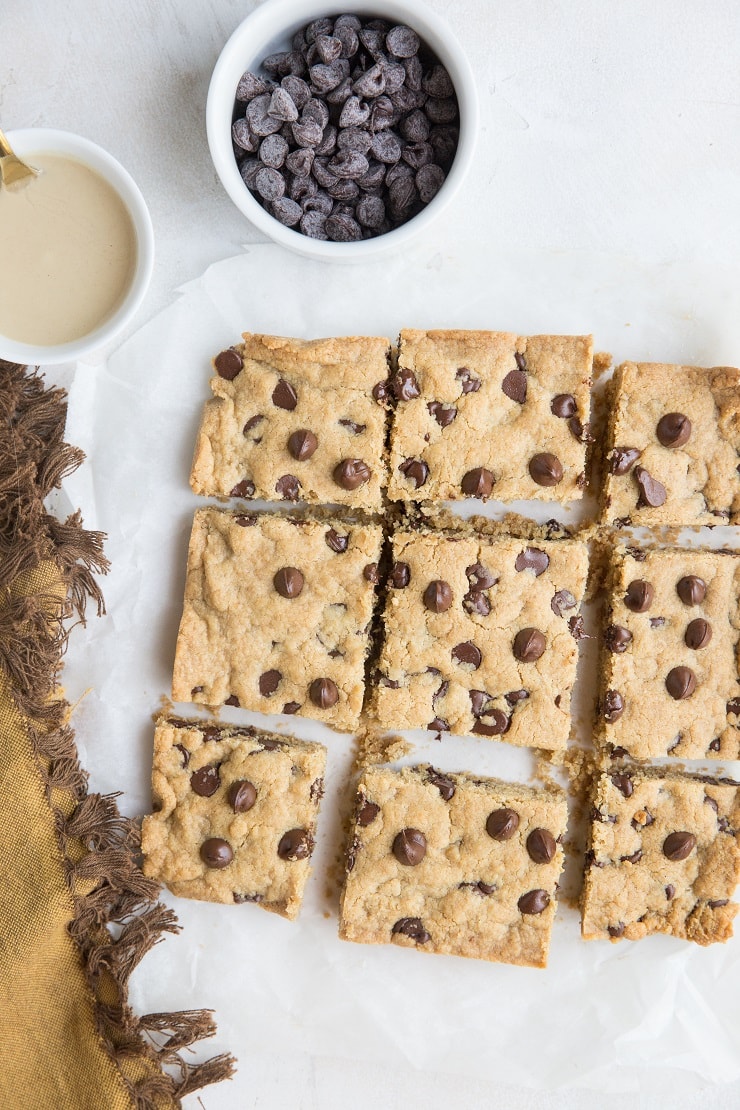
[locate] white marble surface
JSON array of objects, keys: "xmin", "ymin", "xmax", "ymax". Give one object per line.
[{"xmin": 5, "ymin": 1, "xmax": 740, "ymax": 1107}]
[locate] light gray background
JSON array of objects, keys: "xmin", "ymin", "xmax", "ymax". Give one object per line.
[{"xmin": 4, "ymin": 1, "xmax": 740, "ymax": 1107}]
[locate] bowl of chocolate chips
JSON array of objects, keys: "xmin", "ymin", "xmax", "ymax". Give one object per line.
[{"xmin": 207, "ymin": 0, "xmax": 478, "ymax": 258}]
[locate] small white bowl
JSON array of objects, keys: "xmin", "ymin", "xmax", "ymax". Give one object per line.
[
  {"xmin": 207, "ymin": 0, "xmax": 478, "ymax": 261},
  {"xmin": 0, "ymin": 129, "xmax": 154, "ymax": 365}
]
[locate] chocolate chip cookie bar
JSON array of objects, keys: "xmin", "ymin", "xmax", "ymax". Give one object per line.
[
  {"xmin": 339, "ymin": 765, "xmax": 567, "ymax": 966},
  {"xmin": 597, "ymin": 545, "xmax": 740, "ymax": 760},
  {"xmin": 171, "ymin": 508, "xmax": 383, "ymax": 731},
  {"xmin": 190, "ymin": 333, "xmax": 391, "ymax": 511},
  {"xmin": 141, "ymin": 717, "xmax": 326, "ymax": 918},
  {"xmin": 371, "ymin": 526, "xmax": 589, "ymax": 748},
  {"xmin": 385, "ymin": 330, "xmax": 593, "ymax": 503},
  {"xmin": 601, "ymin": 361, "xmax": 740, "ymax": 526},
  {"xmin": 581, "ymin": 767, "xmax": 740, "ymax": 945}
]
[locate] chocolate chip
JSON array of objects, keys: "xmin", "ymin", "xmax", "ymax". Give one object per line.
[
  {"xmin": 338, "ymin": 418, "xmax": 366, "ymax": 434},
  {"xmin": 358, "ymin": 799, "xmax": 380, "ymax": 826},
  {"xmin": 372, "ymin": 379, "xmax": 389, "ymax": 403},
  {"xmin": 398, "ymin": 457, "xmax": 429, "ymax": 488},
  {"xmin": 282, "ymin": 701, "xmax": 301, "ymax": 714},
  {"xmin": 609, "ymin": 447, "xmax": 641, "ymax": 475},
  {"xmin": 228, "ymin": 779, "xmax": 257, "ymax": 813},
  {"xmin": 423, "ymin": 579, "xmax": 452, "ymax": 612},
  {"xmin": 550, "ymin": 589, "xmax": 576, "ymax": 618},
  {"xmin": 461, "ymin": 467, "xmax": 494, "ymax": 498},
  {"xmin": 391, "ymin": 917, "xmax": 430, "ymax": 943},
  {"xmin": 506, "ymin": 689, "xmax": 529, "ymax": 705},
  {"xmin": 526, "ymin": 828, "xmax": 557, "ymax": 864},
  {"xmin": 663, "ymin": 831, "xmax": 696, "ymax": 861},
  {"xmin": 610, "ymin": 773, "xmax": 634, "ymax": 798},
  {"xmin": 325, "ymin": 528, "xmax": 349, "ymax": 553},
  {"xmin": 665, "ymin": 666, "xmax": 697, "ymax": 700},
  {"xmin": 224, "ymin": 694, "xmax": 240, "ymax": 707},
  {"xmin": 455, "ymin": 367, "xmax": 480, "ymax": 393},
  {"xmin": 278, "ymin": 828, "xmax": 312, "ymax": 860},
  {"xmin": 650, "ymin": 616, "xmax": 666, "ymax": 628},
  {"xmin": 727, "ymin": 697, "xmax": 740, "ymax": 715},
  {"xmin": 515, "ymin": 548, "xmax": 550, "ymax": 576},
  {"xmin": 518, "ymin": 889, "xmax": 550, "ymax": 915},
  {"xmin": 463, "ymin": 590, "xmax": 491, "ymax": 616},
  {"xmin": 273, "ymin": 566, "xmax": 304, "ymax": 598},
  {"xmin": 665, "ymin": 884, "xmax": 676, "ymax": 900},
  {"xmin": 191, "ymin": 764, "xmax": 221, "ymax": 797},
  {"xmin": 607, "ymin": 923, "xmax": 625, "ymax": 938},
  {"xmin": 513, "ymin": 627, "xmax": 546, "ymax": 662},
  {"xmin": 390, "ymin": 367, "xmax": 420, "ymax": 401},
  {"xmin": 466, "ymin": 563, "xmax": 497, "ymax": 589},
  {"xmin": 501, "ymin": 369, "xmax": 527, "ymax": 403},
  {"xmin": 470, "ymin": 881, "xmax": 496, "ymax": 896},
  {"xmin": 215, "ymin": 348, "xmax": 243, "ymax": 380},
  {"xmin": 472, "ymin": 712, "xmax": 508, "ymax": 736},
  {"xmin": 486, "ymin": 808, "xmax": 519, "ymax": 840},
  {"xmin": 529, "ymin": 452, "xmax": 563, "ymax": 487},
  {"xmin": 427, "ymin": 400, "xmax": 457, "ymax": 427},
  {"xmin": 427, "ymin": 716, "xmax": 450, "ymax": 732},
  {"xmin": 272, "ymin": 378, "xmax": 298, "ymax": 410},
  {"xmin": 603, "ymin": 690, "xmax": 625, "ymax": 722},
  {"xmin": 469, "ymin": 689, "xmax": 492, "ymax": 717},
  {"xmin": 333, "ymin": 457, "xmax": 371, "ymax": 489},
  {"xmin": 200, "ymin": 838, "xmax": 233, "ymax": 869},
  {"xmin": 230, "ymin": 479, "xmax": 255, "ymax": 499},
  {"xmin": 309, "ymin": 677, "xmax": 338, "ymax": 708},
  {"xmin": 287, "ymin": 429, "xmax": 318, "ymax": 460},
  {"xmin": 656, "ymin": 412, "xmax": 692, "ymax": 448},
  {"xmin": 685, "ymin": 618, "xmax": 712, "ymax": 650},
  {"xmin": 514, "ymin": 351, "xmax": 527, "ymax": 371},
  {"xmin": 235, "ymin": 514, "xmax": 257, "ymax": 528},
  {"xmin": 676, "ymin": 575, "xmax": 706, "ymax": 606},
  {"xmin": 605, "ymin": 625, "xmax": 632, "ymax": 653},
  {"xmin": 634, "ymin": 466, "xmax": 667, "ymax": 507},
  {"xmin": 174, "ymin": 743, "xmax": 190, "ymax": 767},
  {"xmin": 258, "ymin": 669, "xmax": 282, "ymax": 697},
  {"xmin": 427, "ymin": 768, "xmax": 455, "ymax": 800},
  {"xmin": 452, "ymin": 641, "xmax": 482, "ymax": 668},
  {"xmin": 363, "ymin": 562, "xmax": 379, "ymax": 583},
  {"xmin": 275, "ymin": 474, "xmax": 301, "ymax": 499},
  {"xmin": 551, "ymin": 393, "xmax": 577, "ymax": 418},
  {"xmin": 624, "ymin": 579, "xmax": 654, "ymax": 612},
  {"xmin": 392, "ymin": 827, "xmax": 427, "ymax": 865},
  {"xmin": 389, "ymin": 562, "xmax": 410, "ymax": 588},
  {"xmin": 622, "ymin": 849, "xmax": 643, "ymax": 864}
]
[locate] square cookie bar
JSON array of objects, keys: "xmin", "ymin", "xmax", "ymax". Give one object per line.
[
  {"xmin": 141, "ymin": 717, "xmax": 326, "ymax": 918},
  {"xmin": 386, "ymin": 330, "xmax": 593, "ymax": 503},
  {"xmin": 339, "ymin": 765, "xmax": 567, "ymax": 966},
  {"xmin": 172, "ymin": 509, "xmax": 383, "ymax": 731},
  {"xmin": 597, "ymin": 545, "xmax": 740, "ymax": 760},
  {"xmin": 372, "ymin": 527, "xmax": 589, "ymax": 749},
  {"xmin": 601, "ymin": 361, "xmax": 740, "ymax": 526},
  {"xmin": 581, "ymin": 767, "xmax": 740, "ymax": 945},
  {"xmin": 190, "ymin": 333, "xmax": 391, "ymax": 511}
]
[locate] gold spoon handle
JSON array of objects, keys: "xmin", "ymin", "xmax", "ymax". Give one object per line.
[{"xmin": 0, "ymin": 128, "xmax": 14, "ymax": 157}]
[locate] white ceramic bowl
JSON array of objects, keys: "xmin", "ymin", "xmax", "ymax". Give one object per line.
[
  {"xmin": 207, "ymin": 0, "xmax": 478, "ymax": 261},
  {"xmin": 0, "ymin": 129, "xmax": 154, "ymax": 365}
]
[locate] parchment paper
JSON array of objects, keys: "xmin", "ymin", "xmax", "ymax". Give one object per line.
[{"xmin": 55, "ymin": 240, "xmax": 740, "ymax": 1096}]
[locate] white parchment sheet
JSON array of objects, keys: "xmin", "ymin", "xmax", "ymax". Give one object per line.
[{"xmin": 55, "ymin": 241, "xmax": 740, "ymax": 1096}]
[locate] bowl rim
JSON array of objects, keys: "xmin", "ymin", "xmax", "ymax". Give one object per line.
[
  {"xmin": 206, "ymin": 0, "xmax": 479, "ymax": 260},
  {"xmin": 0, "ymin": 127, "xmax": 155, "ymax": 365}
]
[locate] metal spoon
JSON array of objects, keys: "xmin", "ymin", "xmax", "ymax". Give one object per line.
[{"xmin": 0, "ymin": 128, "xmax": 38, "ymax": 188}]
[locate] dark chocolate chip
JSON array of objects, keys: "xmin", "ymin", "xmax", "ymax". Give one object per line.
[
  {"xmin": 469, "ymin": 689, "xmax": 492, "ymax": 717},
  {"xmin": 727, "ymin": 697, "xmax": 740, "ymax": 715},
  {"xmin": 363, "ymin": 562, "xmax": 379, "ymax": 583},
  {"xmin": 287, "ymin": 429, "xmax": 318, "ymax": 460},
  {"xmin": 272, "ymin": 378, "xmax": 298, "ymax": 410},
  {"xmin": 309, "ymin": 677, "xmax": 339, "ymax": 708},
  {"xmin": 685, "ymin": 618, "xmax": 712, "ymax": 650},
  {"xmin": 325, "ymin": 528, "xmax": 349, "ymax": 553},
  {"xmin": 513, "ymin": 627, "xmax": 546, "ymax": 662},
  {"xmin": 624, "ymin": 579, "xmax": 654, "ymax": 612},
  {"xmin": 515, "ymin": 547, "xmax": 550, "ymax": 576},
  {"xmin": 634, "ymin": 466, "xmax": 667, "ymax": 507},
  {"xmin": 486, "ymin": 808, "xmax": 519, "ymax": 841},
  {"xmin": 427, "ymin": 768, "xmax": 455, "ymax": 800},
  {"xmin": 390, "ymin": 367, "xmax": 420, "ymax": 401},
  {"xmin": 398, "ymin": 457, "xmax": 429, "ymax": 488},
  {"xmin": 550, "ymin": 590, "xmax": 577, "ymax": 618},
  {"xmin": 338, "ymin": 418, "xmax": 367, "ymax": 434},
  {"xmin": 230, "ymin": 479, "xmax": 255, "ymax": 499},
  {"xmin": 358, "ymin": 799, "xmax": 380, "ymax": 826},
  {"xmin": 278, "ymin": 828, "xmax": 313, "ymax": 860},
  {"xmin": 273, "ymin": 566, "xmax": 304, "ymax": 598},
  {"xmin": 607, "ymin": 923, "xmax": 625, "ymax": 938},
  {"xmin": 282, "ymin": 701, "xmax": 301, "ymax": 714},
  {"xmin": 455, "ymin": 367, "xmax": 481, "ymax": 393},
  {"xmin": 389, "ymin": 562, "xmax": 410, "ymax": 588},
  {"xmin": 423, "ymin": 579, "xmax": 452, "ymax": 613},
  {"xmin": 224, "ymin": 694, "xmax": 240, "ymax": 707},
  {"xmin": 501, "ymin": 369, "xmax": 527, "ymax": 403},
  {"xmin": 663, "ymin": 831, "xmax": 696, "ymax": 861},
  {"xmin": 333, "ymin": 457, "xmax": 371, "ymax": 489},
  {"xmin": 529, "ymin": 452, "xmax": 563, "ymax": 487},
  {"xmin": 605, "ymin": 625, "xmax": 633, "ymax": 653},
  {"xmin": 235, "ymin": 514, "xmax": 257, "ymax": 527},
  {"xmin": 709, "ymin": 898, "xmax": 729, "ymax": 909},
  {"xmin": 472, "ymin": 712, "xmax": 509, "ymax": 736},
  {"xmin": 391, "ymin": 917, "xmax": 430, "ymax": 943},
  {"xmin": 609, "ymin": 447, "xmax": 642, "ymax": 475},
  {"xmin": 427, "ymin": 400, "xmax": 457, "ymax": 427},
  {"xmin": 258, "ymin": 669, "xmax": 282, "ymax": 696},
  {"xmin": 603, "ymin": 690, "xmax": 625, "ymax": 722},
  {"xmin": 621, "ymin": 849, "xmax": 643, "ymax": 864},
  {"xmin": 551, "ymin": 393, "xmax": 577, "ymax": 418},
  {"xmin": 518, "ymin": 889, "xmax": 550, "ymax": 915},
  {"xmin": 200, "ymin": 838, "xmax": 233, "ymax": 868},
  {"xmin": 650, "ymin": 616, "xmax": 666, "ymax": 628},
  {"xmin": 656, "ymin": 412, "xmax": 692, "ymax": 448},
  {"xmin": 452, "ymin": 641, "xmax": 482, "ymax": 668},
  {"xmin": 611, "ymin": 773, "xmax": 634, "ymax": 798},
  {"xmin": 677, "ymin": 575, "xmax": 706, "ymax": 606},
  {"xmin": 506, "ymin": 689, "xmax": 529, "ymax": 705},
  {"xmin": 461, "ymin": 467, "xmax": 494, "ymax": 498},
  {"xmin": 190, "ymin": 764, "xmax": 221, "ymax": 797},
  {"xmin": 228, "ymin": 779, "xmax": 257, "ymax": 813},
  {"xmin": 392, "ymin": 827, "xmax": 427, "ymax": 866},
  {"xmin": 466, "ymin": 562, "xmax": 498, "ymax": 588},
  {"xmin": 215, "ymin": 348, "xmax": 243, "ymax": 380},
  {"xmin": 372, "ymin": 379, "xmax": 389, "ymax": 403},
  {"xmin": 464, "ymin": 589, "xmax": 491, "ymax": 616},
  {"xmin": 665, "ymin": 666, "xmax": 697, "ymax": 700},
  {"xmin": 275, "ymin": 474, "xmax": 301, "ymax": 499},
  {"xmin": 174, "ymin": 743, "xmax": 190, "ymax": 767},
  {"xmin": 526, "ymin": 828, "xmax": 557, "ymax": 864},
  {"xmin": 664, "ymin": 884, "xmax": 676, "ymax": 900}
]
